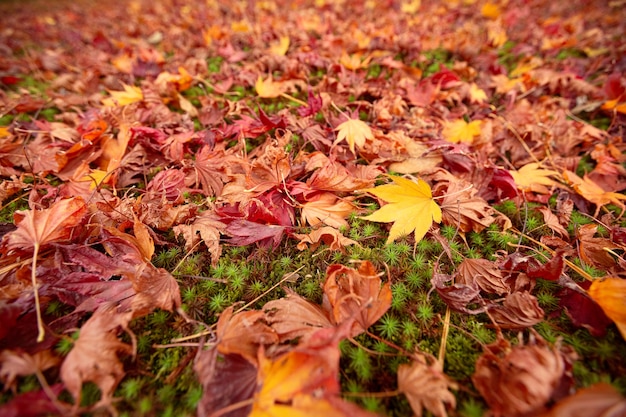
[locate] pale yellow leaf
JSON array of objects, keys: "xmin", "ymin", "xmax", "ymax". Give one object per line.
[
  {"xmin": 255, "ymin": 75, "xmax": 285, "ymax": 98},
  {"xmin": 269, "ymin": 36, "xmax": 290, "ymax": 56},
  {"xmin": 509, "ymin": 163, "xmax": 559, "ymax": 194},
  {"xmin": 442, "ymin": 119, "xmax": 482, "ymax": 144},
  {"xmin": 334, "ymin": 118, "xmax": 373, "ymax": 155},
  {"xmin": 362, "ymin": 176, "xmax": 442, "ymax": 244},
  {"xmin": 102, "ymin": 84, "xmax": 143, "ymax": 107}
]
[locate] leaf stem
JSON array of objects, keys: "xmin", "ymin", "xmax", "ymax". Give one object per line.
[
  {"xmin": 32, "ymin": 242, "xmax": 45, "ymax": 342},
  {"xmin": 280, "ymin": 92, "xmax": 307, "ymax": 106}
]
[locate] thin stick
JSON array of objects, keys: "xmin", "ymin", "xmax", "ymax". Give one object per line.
[
  {"xmin": 438, "ymin": 307, "xmax": 451, "ymax": 364},
  {"xmin": 32, "ymin": 242, "xmax": 45, "ymax": 342},
  {"xmin": 280, "ymin": 92, "xmax": 307, "ymax": 106}
]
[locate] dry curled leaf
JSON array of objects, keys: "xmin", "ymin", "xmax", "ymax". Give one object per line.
[
  {"xmin": 322, "ymin": 261, "xmax": 391, "ymax": 337},
  {"xmin": 294, "ymin": 226, "xmax": 359, "ymax": 252},
  {"xmin": 489, "ymin": 291, "xmax": 545, "ymax": 329},
  {"xmin": 473, "ymin": 333, "xmax": 575, "ymax": 417},
  {"xmin": 398, "ymin": 353, "xmax": 457, "ymax": 417},
  {"xmin": 457, "ymin": 258, "xmax": 510, "ymax": 295}
]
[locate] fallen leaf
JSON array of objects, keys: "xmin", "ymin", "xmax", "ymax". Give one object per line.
[
  {"xmin": 489, "ymin": 291, "xmax": 545, "ymax": 329},
  {"xmin": 558, "ymin": 286, "xmax": 612, "ymax": 337},
  {"xmin": 510, "ymin": 163, "xmax": 559, "ymax": 194},
  {"xmin": 473, "ymin": 333, "xmax": 575, "ymax": 416},
  {"xmin": 60, "ymin": 306, "xmax": 133, "ymax": 411},
  {"xmin": 255, "ymin": 75, "xmax": 285, "ymax": 98},
  {"xmin": 101, "ymin": 83, "xmax": 143, "ymax": 107},
  {"xmin": 127, "ymin": 264, "xmax": 181, "ymax": 318},
  {"xmin": 576, "ymin": 224, "xmax": 623, "ymax": 269},
  {"xmin": 0, "ymin": 350, "xmax": 60, "ymax": 392},
  {"xmin": 334, "ymin": 118, "xmax": 374, "ymax": 155},
  {"xmin": 300, "ymin": 193, "xmax": 356, "ymax": 229},
  {"xmin": 0, "ymin": 384, "xmax": 66, "ymax": 417},
  {"xmin": 588, "ymin": 277, "xmax": 626, "ymax": 340},
  {"xmin": 441, "ymin": 119, "xmax": 482, "ymax": 144},
  {"xmin": 268, "ymin": 35, "xmax": 290, "ymax": 56},
  {"xmin": 398, "ymin": 353, "xmax": 457, "ymax": 417},
  {"xmin": 563, "ymin": 170, "xmax": 626, "ymax": 217},
  {"xmin": 537, "ymin": 206, "xmax": 569, "ymax": 238},
  {"xmin": 173, "ymin": 210, "xmax": 226, "ymax": 266},
  {"xmin": 294, "ymin": 226, "xmax": 359, "ymax": 252},
  {"xmin": 322, "ymin": 261, "xmax": 391, "ymax": 337},
  {"xmin": 431, "ymin": 271, "xmax": 485, "ymax": 314},
  {"xmin": 362, "ymin": 176, "xmax": 442, "ymax": 244},
  {"xmin": 457, "ymin": 258, "xmax": 510, "ymax": 295},
  {"xmin": 537, "ymin": 383, "xmax": 626, "ymax": 417}
]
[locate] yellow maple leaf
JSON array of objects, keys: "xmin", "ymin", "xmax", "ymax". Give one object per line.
[
  {"xmin": 509, "ymin": 162, "xmax": 559, "ymax": 194},
  {"xmin": 588, "ymin": 277, "xmax": 626, "ymax": 340},
  {"xmin": 269, "ymin": 35, "xmax": 290, "ymax": 56},
  {"xmin": 255, "ymin": 75, "xmax": 285, "ymax": 98},
  {"xmin": 401, "ymin": 0, "xmax": 421, "ymax": 14},
  {"xmin": 442, "ymin": 119, "xmax": 482, "ymax": 144},
  {"xmin": 481, "ymin": 2, "xmax": 501, "ymax": 19},
  {"xmin": 468, "ymin": 83, "xmax": 488, "ymax": 103},
  {"xmin": 339, "ymin": 52, "xmax": 372, "ymax": 71},
  {"xmin": 102, "ymin": 84, "xmax": 143, "ymax": 107},
  {"xmin": 334, "ymin": 118, "xmax": 373, "ymax": 155},
  {"xmin": 362, "ymin": 176, "xmax": 442, "ymax": 244}
]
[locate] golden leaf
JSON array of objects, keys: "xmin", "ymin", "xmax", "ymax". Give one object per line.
[
  {"xmin": 442, "ymin": 119, "xmax": 482, "ymax": 144},
  {"xmin": 588, "ymin": 277, "xmax": 626, "ymax": 340},
  {"xmin": 269, "ymin": 36, "xmax": 290, "ymax": 56},
  {"xmin": 563, "ymin": 170, "xmax": 626, "ymax": 217},
  {"xmin": 362, "ymin": 176, "xmax": 442, "ymax": 244},
  {"xmin": 334, "ymin": 118, "xmax": 373, "ymax": 155},
  {"xmin": 255, "ymin": 75, "xmax": 285, "ymax": 98},
  {"xmin": 509, "ymin": 163, "xmax": 559, "ymax": 194},
  {"xmin": 102, "ymin": 84, "xmax": 143, "ymax": 107}
]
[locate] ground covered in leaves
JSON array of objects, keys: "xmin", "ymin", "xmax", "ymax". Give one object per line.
[{"xmin": 1, "ymin": 0, "xmax": 626, "ymax": 416}]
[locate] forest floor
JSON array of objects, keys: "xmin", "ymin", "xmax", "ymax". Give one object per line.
[{"xmin": 1, "ymin": 0, "xmax": 626, "ymax": 416}]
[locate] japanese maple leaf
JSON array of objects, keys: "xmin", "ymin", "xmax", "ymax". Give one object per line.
[
  {"xmin": 362, "ymin": 176, "xmax": 441, "ymax": 244},
  {"xmin": 300, "ymin": 192, "xmax": 355, "ymax": 229},
  {"xmin": 255, "ymin": 75, "xmax": 285, "ymax": 98},
  {"xmin": 510, "ymin": 163, "xmax": 559, "ymax": 194},
  {"xmin": 588, "ymin": 277, "xmax": 626, "ymax": 340},
  {"xmin": 441, "ymin": 119, "xmax": 482, "ymax": 144},
  {"xmin": 334, "ymin": 118, "xmax": 374, "ymax": 155},
  {"xmin": 101, "ymin": 83, "xmax": 143, "ymax": 107},
  {"xmin": 563, "ymin": 170, "xmax": 626, "ymax": 217}
]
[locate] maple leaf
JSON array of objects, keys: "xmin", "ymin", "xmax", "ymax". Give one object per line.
[
  {"xmin": 3, "ymin": 197, "xmax": 88, "ymax": 341},
  {"xmin": 294, "ymin": 226, "xmax": 359, "ymax": 252},
  {"xmin": 472, "ymin": 334, "xmax": 575, "ymax": 416},
  {"xmin": 334, "ymin": 118, "xmax": 374, "ymax": 155},
  {"xmin": 510, "ymin": 163, "xmax": 559, "ymax": 194},
  {"xmin": 588, "ymin": 277, "xmax": 626, "ymax": 340},
  {"xmin": 536, "ymin": 383, "xmax": 626, "ymax": 417},
  {"xmin": 563, "ymin": 170, "xmax": 626, "ymax": 217},
  {"xmin": 362, "ymin": 176, "xmax": 442, "ymax": 244},
  {"xmin": 441, "ymin": 119, "xmax": 482, "ymax": 144},
  {"xmin": 0, "ymin": 350, "xmax": 60, "ymax": 392},
  {"xmin": 300, "ymin": 192, "xmax": 355, "ymax": 229},
  {"xmin": 268, "ymin": 35, "xmax": 290, "ymax": 56},
  {"xmin": 173, "ymin": 210, "xmax": 226, "ymax": 266},
  {"xmin": 60, "ymin": 307, "xmax": 133, "ymax": 413},
  {"xmin": 456, "ymin": 258, "xmax": 509, "ymax": 295},
  {"xmin": 321, "ymin": 261, "xmax": 391, "ymax": 337},
  {"xmin": 101, "ymin": 83, "xmax": 143, "ymax": 107},
  {"xmin": 255, "ymin": 75, "xmax": 285, "ymax": 98},
  {"xmin": 489, "ymin": 291, "xmax": 545, "ymax": 329},
  {"xmin": 398, "ymin": 353, "xmax": 457, "ymax": 417}
]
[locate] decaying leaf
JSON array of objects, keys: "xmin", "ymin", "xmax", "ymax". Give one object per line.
[
  {"xmin": 398, "ymin": 353, "xmax": 457, "ymax": 417},
  {"xmin": 60, "ymin": 307, "xmax": 133, "ymax": 411},
  {"xmin": 457, "ymin": 258, "xmax": 510, "ymax": 295},
  {"xmin": 322, "ymin": 261, "xmax": 391, "ymax": 337},
  {"xmin": 489, "ymin": 291, "xmax": 545, "ymax": 329},
  {"xmin": 588, "ymin": 277, "xmax": 626, "ymax": 340},
  {"xmin": 362, "ymin": 176, "xmax": 442, "ymax": 244},
  {"xmin": 334, "ymin": 118, "xmax": 374, "ymax": 155},
  {"xmin": 473, "ymin": 333, "xmax": 575, "ymax": 416}
]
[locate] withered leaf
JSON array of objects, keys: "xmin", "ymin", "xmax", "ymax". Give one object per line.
[
  {"xmin": 397, "ymin": 353, "xmax": 457, "ymax": 417},
  {"xmin": 173, "ymin": 210, "xmax": 226, "ymax": 266},
  {"xmin": 457, "ymin": 258, "xmax": 510, "ymax": 295},
  {"xmin": 537, "ymin": 383, "xmax": 626, "ymax": 417},
  {"xmin": 293, "ymin": 226, "xmax": 359, "ymax": 252},
  {"xmin": 127, "ymin": 264, "xmax": 181, "ymax": 319},
  {"xmin": 431, "ymin": 272, "xmax": 485, "ymax": 314},
  {"xmin": 60, "ymin": 307, "xmax": 133, "ymax": 410},
  {"xmin": 300, "ymin": 192, "xmax": 355, "ymax": 229},
  {"xmin": 0, "ymin": 350, "xmax": 60, "ymax": 392},
  {"xmin": 322, "ymin": 261, "xmax": 392, "ymax": 337},
  {"xmin": 577, "ymin": 224, "xmax": 623, "ymax": 269},
  {"xmin": 473, "ymin": 333, "xmax": 575, "ymax": 416},
  {"xmin": 489, "ymin": 291, "xmax": 544, "ymax": 329},
  {"xmin": 216, "ymin": 306, "xmax": 278, "ymax": 364},
  {"xmin": 558, "ymin": 286, "xmax": 611, "ymax": 338},
  {"xmin": 264, "ymin": 289, "xmax": 333, "ymax": 345}
]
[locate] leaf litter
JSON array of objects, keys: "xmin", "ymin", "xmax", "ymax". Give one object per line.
[{"xmin": 0, "ymin": 0, "xmax": 626, "ymax": 415}]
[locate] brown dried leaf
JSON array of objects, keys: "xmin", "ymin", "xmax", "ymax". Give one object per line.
[
  {"xmin": 173, "ymin": 210, "xmax": 226, "ymax": 266},
  {"xmin": 489, "ymin": 291, "xmax": 544, "ymax": 329},
  {"xmin": 60, "ymin": 307, "xmax": 133, "ymax": 410},
  {"xmin": 537, "ymin": 383, "xmax": 626, "ymax": 417},
  {"xmin": 128, "ymin": 264, "xmax": 181, "ymax": 319},
  {"xmin": 473, "ymin": 333, "xmax": 575, "ymax": 416},
  {"xmin": 322, "ymin": 261, "xmax": 391, "ymax": 337},
  {"xmin": 431, "ymin": 272, "xmax": 485, "ymax": 314},
  {"xmin": 537, "ymin": 206, "xmax": 569, "ymax": 238},
  {"xmin": 294, "ymin": 226, "xmax": 359, "ymax": 252},
  {"xmin": 216, "ymin": 306, "xmax": 279, "ymax": 364},
  {"xmin": 305, "ymin": 152, "xmax": 382, "ymax": 192},
  {"xmin": 457, "ymin": 258, "xmax": 510, "ymax": 295},
  {"xmin": 300, "ymin": 193, "xmax": 355, "ymax": 229},
  {"xmin": 0, "ymin": 350, "xmax": 60, "ymax": 392},
  {"xmin": 264, "ymin": 290, "xmax": 333, "ymax": 345},
  {"xmin": 577, "ymin": 224, "xmax": 623, "ymax": 269},
  {"xmin": 397, "ymin": 353, "xmax": 457, "ymax": 417}
]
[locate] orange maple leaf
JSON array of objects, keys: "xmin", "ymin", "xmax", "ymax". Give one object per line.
[
  {"xmin": 563, "ymin": 170, "xmax": 626, "ymax": 217},
  {"xmin": 334, "ymin": 118, "xmax": 374, "ymax": 155},
  {"xmin": 588, "ymin": 277, "xmax": 626, "ymax": 341},
  {"xmin": 362, "ymin": 176, "xmax": 442, "ymax": 244},
  {"xmin": 301, "ymin": 192, "xmax": 355, "ymax": 229}
]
